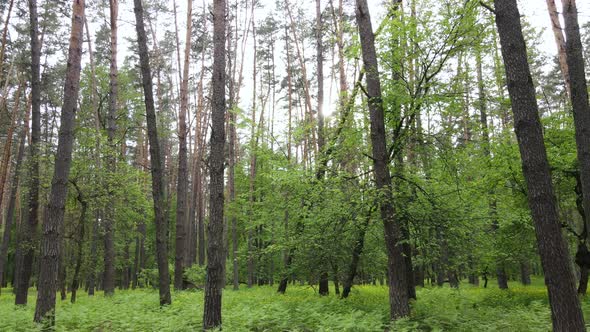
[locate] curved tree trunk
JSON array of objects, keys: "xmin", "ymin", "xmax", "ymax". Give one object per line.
[{"xmin": 354, "ymin": 0, "xmax": 409, "ymax": 319}]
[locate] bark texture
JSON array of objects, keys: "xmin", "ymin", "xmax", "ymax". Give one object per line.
[
  {"xmin": 0, "ymin": 101, "xmax": 28, "ymax": 296},
  {"xmin": 133, "ymin": 0, "xmax": 172, "ymax": 306},
  {"xmin": 103, "ymin": 0, "xmax": 119, "ymax": 297},
  {"xmin": 546, "ymin": 0, "xmax": 571, "ymax": 96},
  {"xmin": 203, "ymin": 0, "xmax": 226, "ymax": 328},
  {"xmin": 15, "ymin": 0, "xmax": 42, "ymax": 306},
  {"xmin": 174, "ymin": 0, "xmax": 192, "ymax": 291},
  {"xmin": 494, "ymin": 0, "xmax": 585, "ymax": 330},
  {"xmin": 354, "ymin": 0, "xmax": 409, "ymax": 319},
  {"xmin": 563, "ymin": 0, "xmax": 590, "ymax": 245},
  {"xmin": 34, "ymin": 0, "xmax": 85, "ymax": 323}
]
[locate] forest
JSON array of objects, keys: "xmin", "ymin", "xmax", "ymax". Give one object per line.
[{"xmin": 0, "ymin": 0, "xmax": 590, "ymax": 330}]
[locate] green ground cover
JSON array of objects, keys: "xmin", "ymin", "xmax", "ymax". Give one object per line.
[{"xmin": 2, "ymin": 278, "xmax": 590, "ymax": 331}]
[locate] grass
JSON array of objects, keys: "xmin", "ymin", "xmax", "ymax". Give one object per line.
[{"xmin": 2, "ymin": 278, "xmax": 590, "ymax": 331}]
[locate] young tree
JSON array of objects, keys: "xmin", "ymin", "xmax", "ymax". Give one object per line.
[
  {"xmin": 354, "ymin": 0, "xmax": 409, "ymax": 320},
  {"xmin": 493, "ymin": 0, "xmax": 585, "ymax": 330},
  {"xmin": 203, "ymin": 0, "xmax": 226, "ymax": 328},
  {"xmin": 316, "ymin": 0, "xmax": 329, "ymax": 297},
  {"xmin": 133, "ymin": 0, "xmax": 172, "ymax": 306},
  {"xmin": 33, "ymin": 0, "xmax": 85, "ymax": 323}
]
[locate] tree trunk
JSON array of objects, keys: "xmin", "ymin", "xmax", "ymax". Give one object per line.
[
  {"xmin": 315, "ymin": 0, "xmax": 329, "ymax": 297},
  {"xmin": 333, "ymin": 265, "xmax": 340, "ymax": 295},
  {"xmin": 133, "ymin": 0, "xmax": 171, "ymax": 306},
  {"xmin": 520, "ymin": 260, "xmax": 531, "ymax": 286},
  {"xmin": 0, "ymin": 0, "xmax": 14, "ymax": 86},
  {"xmin": 494, "ymin": 0, "xmax": 585, "ymax": 329},
  {"xmin": 0, "ymin": 82, "xmax": 23, "ymax": 221},
  {"xmin": 247, "ymin": 12, "xmax": 257, "ymax": 289},
  {"xmin": 88, "ymin": 211, "xmax": 99, "ymax": 295},
  {"xmin": 0, "ymin": 99, "xmax": 28, "ymax": 297},
  {"xmin": 84, "ymin": 14, "xmax": 101, "ymax": 298},
  {"xmin": 545, "ymin": 0, "xmax": 571, "ymax": 97},
  {"xmin": 563, "ymin": 0, "xmax": 590, "ymax": 246},
  {"xmin": 496, "ymin": 264, "xmax": 508, "ymax": 289},
  {"xmin": 58, "ymin": 246, "xmax": 67, "ymax": 301},
  {"xmin": 203, "ymin": 0, "xmax": 226, "ymax": 329},
  {"xmin": 227, "ymin": 16, "xmax": 239, "ymax": 291},
  {"xmin": 342, "ymin": 213, "xmax": 371, "ymax": 299},
  {"xmin": 354, "ymin": 0, "xmax": 409, "ymax": 320},
  {"xmin": 578, "ymin": 266, "xmax": 588, "ymax": 295},
  {"xmin": 14, "ymin": 0, "xmax": 42, "ymax": 306},
  {"xmin": 33, "ymin": 0, "xmax": 85, "ymax": 323},
  {"xmin": 174, "ymin": 0, "xmax": 192, "ymax": 291},
  {"xmin": 103, "ymin": 0, "xmax": 119, "ymax": 297},
  {"xmin": 197, "ymin": 52, "xmax": 207, "ymax": 267},
  {"xmin": 70, "ymin": 182, "xmax": 87, "ymax": 303}
]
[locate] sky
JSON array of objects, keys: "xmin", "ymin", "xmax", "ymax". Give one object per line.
[{"xmin": 87, "ymin": 0, "xmax": 589, "ymax": 131}]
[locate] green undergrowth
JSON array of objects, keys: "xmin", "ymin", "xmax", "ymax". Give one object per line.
[{"xmin": 2, "ymin": 279, "xmax": 590, "ymax": 331}]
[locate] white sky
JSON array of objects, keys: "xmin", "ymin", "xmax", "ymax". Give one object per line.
[{"xmin": 86, "ymin": 0, "xmax": 589, "ymax": 140}]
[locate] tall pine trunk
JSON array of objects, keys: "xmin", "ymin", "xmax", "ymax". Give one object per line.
[
  {"xmin": 203, "ymin": 0, "xmax": 226, "ymax": 328},
  {"xmin": 33, "ymin": 0, "xmax": 85, "ymax": 323},
  {"xmin": 103, "ymin": 0, "xmax": 119, "ymax": 297},
  {"xmin": 494, "ymin": 0, "xmax": 585, "ymax": 329},
  {"xmin": 15, "ymin": 0, "xmax": 42, "ymax": 306},
  {"xmin": 133, "ymin": 0, "xmax": 172, "ymax": 306},
  {"xmin": 174, "ymin": 0, "xmax": 193, "ymax": 291}
]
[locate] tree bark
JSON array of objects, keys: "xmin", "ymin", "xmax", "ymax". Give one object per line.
[
  {"xmin": 545, "ymin": 0, "xmax": 571, "ymax": 97},
  {"xmin": 70, "ymin": 181, "xmax": 87, "ymax": 303},
  {"xmin": 133, "ymin": 0, "xmax": 172, "ymax": 306},
  {"xmin": 0, "ymin": 82, "xmax": 23, "ymax": 221},
  {"xmin": 563, "ymin": 0, "xmax": 590, "ymax": 246},
  {"xmin": 174, "ymin": 0, "xmax": 192, "ymax": 291},
  {"xmin": 103, "ymin": 0, "xmax": 119, "ymax": 297},
  {"xmin": 33, "ymin": 0, "xmax": 85, "ymax": 323},
  {"xmin": 578, "ymin": 266, "xmax": 588, "ymax": 295},
  {"xmin": 0, "ymin": 0, "xmax": 14, "ymax": 86},
  {"xmin": 228, "ymin": 15, "xmax": 239, "ymax": 291},
  {"xmin": 83, "ymin": 14, "xmax": 102, "ymax": 297},
  {"xmin": 203, "ymin": 0, "xmax": 226, "ymax": 329},
  {"xmin": 315, "ymin": 0, "xmax": 329, "ymax": 297},
  {"xmin": 354, "ymin": 0, "xmax": 409, "ymax": 319},
  {"xmin": 342, "ymin": 213, "xmax": 371, "ymax": 298},
  {"xmin": 520, "ymin": 260, "xmax": 531, "ymax": 286},
  {"xmin": 247, "ymin": 11, "xmax": 257, "ymax": 289},
  {"xmin": 0, "ymin": 96, "xmax": 28, "ymax": 297},
  {"xmin": 14, "ymin": 0, "xmax": 42, "ymax": 306},
  {"xmin": 494, "ymin": 0, "xmax": 585, "ymax": 329}
]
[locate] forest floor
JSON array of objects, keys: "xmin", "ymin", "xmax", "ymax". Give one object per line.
[{"xmin": 1, "ymin": 278, "xmax": 590, "ymax": 331}]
